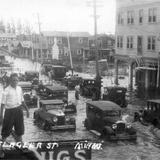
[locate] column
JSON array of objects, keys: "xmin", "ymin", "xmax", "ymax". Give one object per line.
[
  {"xmin": 36, "ymin": 50, "xmax": 39, "ymax": 60},
  {"xmin": 145, "ymin": 70, "xmax": 149, "ymax": 89},
  {"xmin": 114, "ymin": 59, "xmax": 118, "ymax": 85},
  {"xmin": 128, "ymin": 63, "xmax": 133, "ymax": 91}
]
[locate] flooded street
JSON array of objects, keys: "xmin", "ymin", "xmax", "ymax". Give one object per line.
[
  {"xmin": 0, "ymin": 74, "xmax": 160, "ymax": 160},
  {"xmin": 22, "ymin": 90, "xmax": 160, "ymax": 160}
]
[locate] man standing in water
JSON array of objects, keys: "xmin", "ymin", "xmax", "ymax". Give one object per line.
[{"xmin": 0, "ymin": 73, "xmax": 29, "ymax": 142}]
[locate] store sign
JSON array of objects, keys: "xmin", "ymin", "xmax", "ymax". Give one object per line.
[{"xmin": 0, "ymin": 140, "xmax": 95, "ymax": 160}]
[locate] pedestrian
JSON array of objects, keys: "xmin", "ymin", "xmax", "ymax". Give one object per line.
[
  {"xmin": 0, "ymin": 73, "xmax": 29, "ymax": 142},
  {"xmin": 75, "ymin": 85, "xmax": 80, "ymax": 100}
]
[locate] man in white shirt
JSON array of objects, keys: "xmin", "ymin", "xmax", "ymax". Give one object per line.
[{"xmin": 0, "ymin": 73, "xmax": 29, "ymax": 142}]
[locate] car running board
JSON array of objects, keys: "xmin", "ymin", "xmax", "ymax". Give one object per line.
[{"xmin": 90, "ymin": 130, "xmax": 101, "ymax": 137}]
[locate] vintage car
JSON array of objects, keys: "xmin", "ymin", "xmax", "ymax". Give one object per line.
[
  {"xmin": 37, "ymin": 84, "xmax": 77, "ymax": 114},
  {"xmin": 33, "ymin": 99, "xmax": 76, "ymax": 131},
  {"xmin": 18, "ymin": 81, "xmax": 37, "ymax": 107},
  {"xmin": 63, "ymin": 74, "xmax": 82, "ymax": 90},
  {"xmin": 25, "ymin": 71, "xmax": 39, "ymax": 82},
  {"xmin": 84, "ymin": 100, "xmax": 137, "ymax": 140},
  {"xmin": 134, "ymin": 99, "xmax": 160, "ymax": 128},
  {"xmin": 102, "ymin": 86, "xmax": 127, "ymax": 108},
  {"xmin": 42, "ymin": 64, "xmax": 67, "ymax": 81},
  {"xmin": 80, "ymin": 78, "xmax": 100, "ymax": 99}
]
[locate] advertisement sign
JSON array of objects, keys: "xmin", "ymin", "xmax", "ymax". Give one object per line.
[{"xmin": 0, "ymin": 140, "xmax": 94, "ymax": 160}]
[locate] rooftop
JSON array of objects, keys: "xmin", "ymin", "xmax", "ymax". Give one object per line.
[
  {"xmin": 40, "ymin": 99, "xmax": 64, "ymax": 105},
  {"xmin": 42, "ymin": 31, "xmax": 90, "ymax": 37},
  {"xmin": 86, "ymin": 100, "xmax": 121, "ymax": 111}
]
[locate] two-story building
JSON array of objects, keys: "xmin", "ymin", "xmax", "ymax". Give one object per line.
[
  {"xmin": 42, "ymin": 31, "xmax": 90, "ymax": 65},
  {"xmin": 115, "ymin": 0, "xmax": 160, "ymax": 97},
  {"xmin": 87, "ymin": 34, "xmax": 115, "ymax": 63}
]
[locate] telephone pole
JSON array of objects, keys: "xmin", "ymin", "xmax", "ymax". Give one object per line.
[
  {"xmin": 93, "ymin": 0, "xmax": 100, "ymax": 78},
  {"xmin": 87, "ymin": 0, "xmax": 102, "ymax": 99},
  {"xmin": 37, "ymin": 13, "xmax": 43, "ymax": 62}
]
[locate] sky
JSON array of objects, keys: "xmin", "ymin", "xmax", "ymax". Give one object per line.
[{"xmin": 0, "ymin": 0, "xmax": 116, "ymax": 35}]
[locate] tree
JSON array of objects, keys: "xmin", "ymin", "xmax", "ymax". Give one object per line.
[
  {"xmin": 16, "ymin": 20, "xmax": 23, "ymax": 35},
  {"xmin": 11, "ymin": 19, "xmax": 16, "ymax": 34},
  {"xmin": 0, "ymin": 20, "xmax": 5, "ymax": 33},
  {"xmin": 6, "ymin": 23, "xmax": 11, "ymax": 33}
]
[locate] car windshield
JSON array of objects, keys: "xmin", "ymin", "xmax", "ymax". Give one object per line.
[
  {"xmin": 45, "ymin": 104, "xmax": 64, "ymax": 110},
  {"xmin": 104, "ymin": 110, "xmax": 120, "ymax": 117}
]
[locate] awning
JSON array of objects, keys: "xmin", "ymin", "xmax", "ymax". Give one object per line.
[{"xmin": 135, "ymin": 66, "xmax": 157, "ymax": 70}]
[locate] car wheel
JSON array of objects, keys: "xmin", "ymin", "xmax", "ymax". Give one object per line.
[
  {"xmin": 33, "ymin": 112, "xmax": 40, "ymax": 122},
  {"xmin": 73, "ymin": 105, "xmax": 77, "ymax": 113},
  {"xmin": 84, "ymin": 119, "xmax": 92, "ymax": 130},
  {"xmin": 42, "ymin": 121, "xmax": 50, "ymax": 130}
]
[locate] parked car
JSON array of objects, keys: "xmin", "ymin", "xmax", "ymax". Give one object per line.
[
  {"xmin": 18, "ymin": 81, "xmax": 37, "ymax": 107},
  {"xmin": 63, "ymin": 74, "xmax": 82, "ymax": 90},
  {"xmin": 37, "ymin": 84, "xmax": 77, "ymax": 114},
  {"xmin": 102, "ymin": 86, "xmax": 127, "ymax": 108},
  {"xmin": 80, "ymin": 78, "xmax": 100, "ymax": 99},
  {"xmin": 42, "ymin": 64, "xmax": 67, "ymax": 81},
  {"xmin": 84, "ymin": 100, "xmax": 137, "ymax": 140},
  {"xmin": 25, "ymin": 71, "xmax": 39, "ymax": 82},
  {"xmin": 134, "ymin": 99, "xmax": 160, "ymax": 128},
  {"xmin": 33, "ymin": 99, "xmax": 76, "ymax": 131}
]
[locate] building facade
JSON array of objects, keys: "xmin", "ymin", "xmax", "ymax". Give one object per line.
[
  {"xmin": 115, "ymin": 0, "xmax": 160, "ymax": 97},
  {"xmin": 88, "ymin": 34, "xmax": 115, "ymax": 62},
  {"xmin": 42, "ymin": 31, "xmax": 90, "ymax": 65}
]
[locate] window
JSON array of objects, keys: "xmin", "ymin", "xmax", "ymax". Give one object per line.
[
  {"xmin": 139, "ymin": 9, "xmax": 143, "ymax": 23},
  {"xmin": 117, "ymin": 12, "xmax": 124, "ymax": 25},
  {"xmin": 79, "ymin": 38, "xmax": 83, "ymax": 43},
  {"xmin": 59, "ymin": 49, "xmax": 63, "ymax": 55},
  {"xmin": 57, "ymin": 38, "xmax": 62, "ymax": 44},
  {"xmin": 77, "ymin": 49, "xmax": 81, "ymax": 55},
  {"xmin": 147, "ymin": 36, "xmax": 156, "ymax": 51},
  {"xmin": 127, "ymin": 36, "xmax": 133, "ymax": 49},
  {"xmin": 148, "ymin": 8, "xmax": 157, "ymax": 23},
  {"xmin": 117, "ymin": 36, "xmax": 123, "ymax": 48},
  {"xmin": 127, "ymin": 11, "xmax": 134, "ymax": 24}
]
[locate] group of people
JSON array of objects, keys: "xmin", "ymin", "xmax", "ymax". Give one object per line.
[{"xmin": 0, "ymin": 73, "xmax": 29, "ymax": 142}]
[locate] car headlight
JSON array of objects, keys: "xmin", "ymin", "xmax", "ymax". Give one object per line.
[
  {"xmin": 126, "ymin": 123, "xmax": 132, "ymax": 128},
  {"xmin": 65, "ymin": 117, "xmax": 70, "ymax": 122},
  {"xmin": 52, "ymin": 117, "xmax": 58, "ymax": 123},
  {"xmin": 112, "ymin": 124, "xmax": 117, "ymax": 129}
]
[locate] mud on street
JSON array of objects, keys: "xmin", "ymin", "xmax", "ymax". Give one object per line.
[{"xmin": 0, "ymin": 89, "xmax": 159, "ymax": 160}]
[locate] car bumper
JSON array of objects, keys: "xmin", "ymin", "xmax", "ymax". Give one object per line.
[
  {"xmin": 50, "ymin": 124, "xmax": 76, "ymax": 131},
  {"xmin": 109, "ymin": 133, "xmax": 137, "ymax": 141}
]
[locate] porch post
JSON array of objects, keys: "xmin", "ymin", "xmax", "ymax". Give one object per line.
[
  {"xmin": 128, "ymin": 63, "xmax": 133, "ymax": 91},
  {"xmin": 114, "ymin": 59, "xmax": 118, "ymax": 85},
  {"xmin": 145, "ymin": 70, "xmax": 149, "ymax": 89}
]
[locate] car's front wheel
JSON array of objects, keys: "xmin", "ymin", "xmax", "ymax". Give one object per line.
[
  {"xmin": 84, "ymin": 118, "xmax": 92, "ymax": 130},
  {"xmin": 33, "ymin": 112, "xmax": 40, "ymax": 122},
  {"xmin": 42, "ymin": 120, "xmax": 51, "ymax": 130}
]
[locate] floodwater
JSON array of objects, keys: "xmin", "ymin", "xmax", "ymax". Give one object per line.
[
  {"xmin": 0, "ymin": 74, "xmax": 160, "ymax": 160},
  {"xmin": 21, "ymin": 90, "xmax": 160, "ymax": 160}
]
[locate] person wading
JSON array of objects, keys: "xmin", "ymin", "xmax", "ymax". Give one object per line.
[{"xmin": 0, "ymin": 73, "xmax": 29, "ymax": 142}]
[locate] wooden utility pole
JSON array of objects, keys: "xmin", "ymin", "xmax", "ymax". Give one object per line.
[
  {"xmin": 67, "ymin": 32, "xmax": 74, "ymax": 75},
  {"xmin": 37, "ymin": 13, "xmax": 43, "ymax": 62},
  {"xmin": 157, "ymin": 52, "xmax": 160, "ymax": 88},
  {"xmin": 93, "ymin": 0, "xmax": 100, "ymax": 78}
]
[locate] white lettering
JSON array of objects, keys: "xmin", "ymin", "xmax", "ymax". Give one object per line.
[
  {"xmin": 48, "ymin": 151, "xmax": 54, "ymax": 160},
  {"xmin": 57, "ymin": 150, "xmax": 70, "ymax": 160},
  {"xmin": 36, "ymin": 142, "xmax": 42, "ymax": 149},
  {"xmin": 74, "ymin": 150, "xmax": 86, "ymax": 160}
]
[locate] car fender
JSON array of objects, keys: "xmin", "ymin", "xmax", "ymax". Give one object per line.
[
  {"xmin": 134, "ymin": 112, "xmax": 141, "ymax": 121},
  {"xmin": 102, "ymin": 126, "xmax": 114, "ymax": 135}
]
